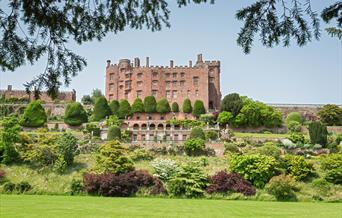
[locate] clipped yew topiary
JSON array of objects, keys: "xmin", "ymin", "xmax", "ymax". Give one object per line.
[
  {"xmin": 192, "ymin": 100, "xmax": 206, "ymax": 118},
  {"xmin": 144, "ymin": 96, "xmax": 157, "ymax": 113},
  {"xmin": 19, "ymin": 100, "xmax": 47, "ymax": 127},
  {"xmin": 92, "ymin": 96, "xmax": 111, "ymax": 121},
  {"xmin": 131, "ymin": 98, "xmax": 144, "ymax": 113},
  {"xmin": 156, "ymin": 98, "xmax": 171, "ymax": 114},
  {"xmin": 64, "ymin": 102, "xmax": 88, "ymax": 126},
  {"xmin": 182, "ymin": 98, "xmax": 192, "ymax": 113},
  {"xmin": 107, "ymin": 126, "xmax": 121, "ymax": 140},
  {"xmin": 109, "ymin": 100, "xmax": 120, "ymax": 115},
  {"xmin": 171, "ymin": 102, "xmax": 179, "ymax": 113},
  {"xmin": 118, "ymin": 99, "xmax": 132, "ymax": 119}
]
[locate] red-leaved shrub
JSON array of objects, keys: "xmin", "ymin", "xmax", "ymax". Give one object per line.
[
  {"xmin": 83, "ymin": 170, "xmax": 166, "ymax": 197},
  {"xmin": 206, "ymin": 171, "xmax": 256, "ymax": 196}
]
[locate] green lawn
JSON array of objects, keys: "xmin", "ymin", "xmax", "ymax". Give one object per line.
[
  {"xmin": 1, "ymin": 195, "xmax": 341, "ymax": 218},
  {"xmin": 234, "ymin": 132, "xmax": 291, "ymax": 139}
]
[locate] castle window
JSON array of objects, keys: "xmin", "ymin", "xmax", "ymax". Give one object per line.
[
  {"xmin": 165, "ymin": 73, "xmax": 170, "ymax": 78},
  {"xmin": 209, "ymin": 77, "xmax": 215, "ymax": 83},
  {"xmin": 173, "ymin": 73, "xmax": 177, "ymax": 78},
  {"xmin": 181, "ymin": 72, "xmax": 185, "ymax": 78},
  {"xmin": 136, "ymin": 90, "xmax": 142, "ymax": 98},
  {"xmin": 187, "ymin": 90, "xmax": 191, "ymax": 96},
  {"xmin": 180, "ymin": 80, "xmax": 185, "ymax": 87},
  {"xmin": 172, "ymin": 80, "xmax": 177, "ymax": 87},
  {"xmin": 137, "ymin": 81, "xmax": 143, "ymax": 87},
  {"xmin": 172, "ymin": 90, "xmax": 177, "ymax": 98},
  {"xmin": 166, "ymin": 81, "xmax": 171, "ymax": 88},
  {"xmin": 195, "ymin": 90, "xmax": 199, "ymax": 96},
  {"xmin": 152, "ymin": 72, "xmax": 158, "ymax": 77},
  {"xmin": 166, "ymin": 90, "xmax": 171, "ymax": 98},
  {"xmin": 125, "ymin": 73, "xmax": 131, "ymax": 79},
  {"xmin": 109, "ymin": 94, "xmax": 113, "ymax": 100},
  {"xmin": 193, "ymin": 76, "xmax": 199, "ymax": 86},
  {"xmin": 125, "ymin": 80, "xmax": 131, "ymax": 89},
  {"xmin": 125, "ymin": 91, "xmax": 129, "ymax": 99},
  {"xmin": 152, "ymin": 80, "xmax": 158, "ymax": 86},
  {"xmin": 137, "ymin": 73, "xmax": 143, "ymax": 79},
  {"xmin": 109, "ymin": 84, "xmax": 114, "ymax": 91},
  {"xmin": 110, "ymin": 74, "xmax": 114, "ymax": 81},
  {"xmin": 152, "ymin": 90, "xmax": 157, "ymax": 97}
]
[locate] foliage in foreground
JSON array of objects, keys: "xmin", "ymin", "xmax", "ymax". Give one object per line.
[
  {"xmin": 229, "ymin": 154, "xmax": 279, "ymax": 188},
  {"xmin": 266, "ymin": 175, "xmax": 299, "ymax": 201}
]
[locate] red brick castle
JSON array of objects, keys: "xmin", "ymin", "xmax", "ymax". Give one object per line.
[{"xmin": 105, "ymin": 54, "xmax": 221, "ymax": 111}]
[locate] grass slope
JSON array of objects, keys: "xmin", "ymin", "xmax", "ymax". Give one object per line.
[{"xmin": 1, "ymin": 195, "xmax": 341, "ymax": 218}]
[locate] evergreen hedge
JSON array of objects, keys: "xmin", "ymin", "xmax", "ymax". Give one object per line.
[
  {"xmin": 182, "ymin": 98, "xmax": 192, "ymax": 113},
  {"xmin": 144, "ymin": 96, "xmax": 157, "ymax": 113},
  {"xmin": 92, "ymin": 96, "xmax": 112, "ymax": 121},
  {"xmin": 156, "ymin": 98, "xmax": 171, "ymax": 114},
  {"xmin": 132, "ymin": 98, "xmax": 144, "ymax": 113}
]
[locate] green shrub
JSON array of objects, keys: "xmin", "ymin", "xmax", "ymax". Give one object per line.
[
  {"xmin": 287, "ymin": 132, "xmax": 305, "ymax": 144},
  {"xmin": 151, "ymin": 158, "xmax": 181, "ymax": 181},
  {"xmin": 53, "ymin": 156, "xmax": 67, "ymax": 173},
  {"xmin": 64, "ymin": 102, "xmax": 88, "ymax": 126},
  {"xmin": 256, "ymin": 142, "xmax": 281, "ymax": 160},
  {"xmin": 70, "ymin": 179, "xmax": 84, "ymax": 195},
  {"xmin": 283, "ymin": 155, "xmax": 313, "ymax": 181},
  {"xmin": 92, "ymin": 96, "xmax": 112, "ymax": 121},
  {"xmin": 287, "ymin": 121, "xmax": 301, "ymax": 132},
  {"xmin": 317, "ymin": 104, "xmax": 342, "ymax": 126},
  {"xmin": 171, "ymin": 102, "xmax": 179, "ymax": 113},
  {"xmin": 220, "ymin": 93, "xmax": 243, "ymax": 117},
  {"xmin": 3, "ymin": 182, "xmax": 15, "ymax": 192},
  {"xmin": 0, "ymin": 116, "xmax": 21, "ymax": 164},
  {"xmin": 19, "ymin": 100, "xmax": 47, "ymax": 127},
  {"xmin": 131, "ymin": 98, "xmax": 144, "ymax": 113},
  {"xmin": 118, "ymin": 99, "xmax": 132, "ymax": 119},
  {"xmin": 224, "ymin": 142, "xmax": 240, "ymax": 154},
  {"xmin": 57, "ymin": 133, "xmax": 78, "ymax": 166},
  {"xmin": 106, "ymin": 115, "xmax": 122, "ymax": 127},
  {"xmin": 189, "ymin": 127, "xmax": 206, "ymax": 140},
  {"xmin": 144, "ymin": 96, "xmax": 157, "ymax": 113},
  {"xmin": 15, "ymin": 181, "xmax": 32, "ymax": 193},
  {"xmin": 266, "ymin": 175, "xmax": 299, "ymax": 201},
  {"xmin": 183, "ymin": 138, "xmax": 205, "ymax": 156},
  {"xmin": 286, "ymin": 112, "xmax": 303, "ymax": 125},
  {"xmin": 96, "ymin": 140, "xmax": 134, "ymax": 174},
  {"xmin": 199, "ymin": 114, "xmax": 215, "ymax": 125},
  {"xmin": 233, "ymin": 99, "xmax": 282, "ymax": 128},
  {"xmin": 308, "ymin": 121, "xmax": 328, "ymax": 146},
  {"xmin": 107, "ymin": 126, "xmax": 122, "ymax": 140},
  {"xmin": 109, "ymin": 100, "xmax": 120, "ymax": 115},
  {"xmin": 229, "ymin": 154, "xmax": 279, "ymax": 188},
  {"xmin": 192, "ymin": 100, "xmax": 206, "ymax": 118},
  {"xmin": 205, "ymin": 130, "xmax": 218, "ymax": 141},
  {"xmin": 156, "ymin": 98, "xmax": 171, "ymax": 114},
  {"xmin": 167, "ymin": 162, "xmax": 208, "ymax": 198},
  {"xmin": 217, "ymin": 111, "xmax": 233, "ymax": 126},
  {"xmin": 320, "ymin": 154, "xmax": 342, "ymax": 184},
  {"xmin": 182, "ymin": 98, "xmax": 192, "ymax": 113},
  {"xmin": 129, "ymin": 148, "xmax": 154, "ymax": 161}
]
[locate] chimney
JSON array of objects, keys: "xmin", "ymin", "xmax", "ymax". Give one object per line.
[
  {"xmin": 7, "ymin": 85, "xmax": 12, "ymax": 91},
  {"xmin": 134, "ymin": 57, "xmax": 140, "ymax": 67},
  {"xmin": 170, "ymin": 60, "xmax": 174, "ymax": 68},
  {"xmin": 189, "ymin": 60, "xmax": 192, "ymax": 67},
  {"xmin": 106, "ymin": 60, "xmax": 111, "ymax": 67},
  {"xmin": 146, "ymin": 57, "xmax": 149, "ymax": 67},
  {"xmin": 197, "ymin": 54, "xmax": 203, "ymax": 63}
]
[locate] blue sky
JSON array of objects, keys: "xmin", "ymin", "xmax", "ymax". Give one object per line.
[{"xmin": 0, "ymin": 0, "xmax": 341, "ymax": 104}]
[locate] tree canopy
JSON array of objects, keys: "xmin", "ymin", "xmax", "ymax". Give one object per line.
[{"xmin": 1, "ymin": 0, "xmax": 340, "ymax": 97}]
